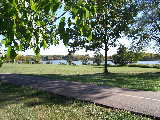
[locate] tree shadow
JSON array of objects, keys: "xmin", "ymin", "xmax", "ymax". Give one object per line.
[
  {"xmin": 38, "ymin": 72, "xmax": 160, "ymax": 91},
  {"xmin": 0, "ymin": 82, "xmax": 92, "ymax": 109},
  {"xmin": 0, "ymin": 71, "xmax": 160, "ymax": 108}
]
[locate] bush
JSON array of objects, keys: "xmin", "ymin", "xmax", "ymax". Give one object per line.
[
  {"xmin": 93, "ymin": 51, "xmax": 104, "ymax": 66},
  {"xmin": 112, "ymin": 45, "xmax": 142, "ymax": 66},
  {"xmin": 0, "ymin": 59, "xmax": 3, "ymax": 67},
  {"xmin": 46, "ymin": 61, "xmax": 52, "ymax": 64},
  {"xmin": 67, "ymin": 52, "xmax": 73, "ymax": 65},
  {"xmin": 81, "ymin": 54, "xmax": 90, "ymax": 65}
]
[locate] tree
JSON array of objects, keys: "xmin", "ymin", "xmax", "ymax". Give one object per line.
[
  {"xmin": 91, "ymin": 0, "xmax": 138, "ymax": 73},
  {"xmin": 15, "ymin": 55, "xmax": 25, "ymax": 63},
  {"xmin": 129, "ymin": 0, "xmax": 160, "ymax": 52},
  {"xmin": 33, "ymin": 55, "xmax": 41, "ymax": 64},
  {"xmin": 112, "ymin": 45, "xmax": 143, "ymax": 66},
  {"xmin": 0, "ymin": 0, "xmax": 139, "ymax": 73},
  {"xmin": 81, "ymin": 54, "xmax": 90, "ymax": 65},
  {"xmin": 0, "ymin": 0, "xmax": 61, "ymax": 59},
  {"xmin": 93, "ymin": 51, "xmax": 104, "ymax": 66},
  {"xmin": 64, "ymin": 0, "xmax": 138, "ymax": 74},
  {"xmin": 67, "ymin": 50, "xmax": 73, "ymax": 65}
]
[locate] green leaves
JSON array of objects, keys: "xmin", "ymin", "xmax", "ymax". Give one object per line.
[
  {"xmin": 0, "ymin": 0, "xmax": 61, "ymax": 60},
  {"xmin": 7, "ymin": 46, "xmax": 17, "ymax": 60},
  {"xmin": 112, "ymin": 45, "xmax": 142, "ymax": 66},
  {"xmin": 30, "ymin": 0, "xmax": 37, "ymax": 12}
]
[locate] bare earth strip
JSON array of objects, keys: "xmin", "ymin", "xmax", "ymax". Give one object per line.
[{"xmin": 1, "ymin": 73, "xmax": 160, "ymax": 118}]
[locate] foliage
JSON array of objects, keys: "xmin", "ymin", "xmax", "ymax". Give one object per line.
[
  {"xmin": 63, "ymin": 0, "xmax": 139, "ymax": 73},
  {"xmin": 93, "ymin": 51, "xmax": 104, "ymax": 66},
  {"xmin": 67, "ymin": 51, "xmax": 73, "ymax": 65},
  {"xmin": 0, "ymin": 58, "xmax": 2, "ymax": 67},
  {"xmin": 15, "ymin": 55, "xmax": 25, "ymax": 62},
  {"xmin": 112, "ymin": 45, "xmax": 143, "ymax": 66},
  {"xmin": 129, "ymin": 0, "xmax": 160, "ymax": 51},
  {"xmin": 7, "ymin": 55, "xmax": 41, "ymax": 64},
  {"xmin": 0, "ymin": 0, "xmax": 61, "ymax": 58},
  {"xmin": 81, "ymin": 54, "xmax": 90, "ymax": 65},
  {"xmin": 33, "ymin": 55, "xmax": 41, "ymax": 64},
  {"xmin": 140, "ymin": 53, "xmax": 160, "ymax": 61}
]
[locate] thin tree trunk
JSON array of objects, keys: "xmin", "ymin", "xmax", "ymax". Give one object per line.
[{"xmin": 104, "ymin": 41, "xmax": 109, "ymax": 74}]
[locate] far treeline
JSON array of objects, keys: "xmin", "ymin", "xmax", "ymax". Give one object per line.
[{"xmin": 4, "ymin": 52, "xmax": 160, "ymax": 64}]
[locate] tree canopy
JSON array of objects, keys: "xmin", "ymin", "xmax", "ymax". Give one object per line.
[
  {"xmin": 61, "ymin": 0, "xmax": 139, "ymax": 73},
  {"xmin": 129, "ymin": 0, "xmax": 160, "ymax": 52},
  {"xmin": 0, "ymin": 0, "xmax": 61, "ymax": 59},
  {"xmin": 112, "ymin": 45, "xmax": 143, "ymax": 66},
  {"xmin": 0, "ymin": 0, "xmax": 158, "ymax": 73}
]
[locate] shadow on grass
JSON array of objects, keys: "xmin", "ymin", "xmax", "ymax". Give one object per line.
[
  {"xmin": 38, "ymin": 72, "xmax": 160, "ymax": 91},
  {"xmin": 1, "ymin": 72, "xmax": 160, "ymax": 92},
  {"xmin": 0, "ymin": 83, "xmax": 88, "ymax": 109},
  {"xmin": 0, "ymin": 82, "xmax": 153, "ymax": 120}
]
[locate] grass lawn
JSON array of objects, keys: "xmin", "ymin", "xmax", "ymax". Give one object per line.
[
  {"xmin": 0, "ymin": 64, "xmax": 160, "ymax": 91},
  {"xmin": 0, "ymin": 83, "xmax": 151, "ymax": 120}
]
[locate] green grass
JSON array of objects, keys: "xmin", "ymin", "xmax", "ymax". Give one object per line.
[
  {"xmin": 0, "ymin": 64, "xmax": 160, "ymax": 91},
  {"xmin": 0, "ymin": 83, "xmax": 151, "ymax": 120}
]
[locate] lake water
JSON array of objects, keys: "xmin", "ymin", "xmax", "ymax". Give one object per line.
[{"xmin": 41, "ymin": 60, "xmax": 160, "ymax": 65}]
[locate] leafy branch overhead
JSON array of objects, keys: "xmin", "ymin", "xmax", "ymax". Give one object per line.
[
  {"xmin": 129, "ymin": 0, "xmax": 160, "ymax": 51},
  {"xmin": 0, "ymin": 0, "xmax": 61, "ymax": 58},
  {"xmin": 60, "ymin": 0, "xmax": 139, "ymax": 73},
  {"xmin": 0, "ymin": 0, "xmax": 159, "ymax": 65}
]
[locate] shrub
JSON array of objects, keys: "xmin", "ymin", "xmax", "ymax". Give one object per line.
[
  {"xmin": 0, "ymin": 58, "xmax": 3, "ymax": 67},
  {"xmin": 67, "ymin": 52, "xmax": 73, "ymax": 65},
  {"xmin": 81, "ymin": 54, "xmax": 90, "ymax": 65},
  {"xmin": 112, "ymin": 45, "xmax": 142, "ymax": 66},
  {"xmin": 93, "ymin": 51, "xmax": 104, "ymax": 66}
]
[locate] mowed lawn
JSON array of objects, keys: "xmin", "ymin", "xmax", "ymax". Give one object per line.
[
  {"xmin": 0, "ymin": 64, "xmax": 160, "ymax": 91},
  {"xmin": 0, "ymin": 83, "xmax": 151, "ymax": 120}
]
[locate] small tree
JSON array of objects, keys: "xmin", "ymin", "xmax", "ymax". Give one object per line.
[
  {"xmin": 67, "ymin": 51, "xmax": 74, "ymax": 65},
  {"xmin": 0, "ymin": 58, "xmax": 2, "ymax": 67},
  {"xmin": 15, "ymin": 55, "xmax": 25, "ymax": 63},
  {"xmin": 33, "ymin": 55, "xmax": 41, "ymax": 64},
  {"xmin": 93, "ymin": 51, "xmax": 104, "ymax": 66},
  {"xmin": 112, "ymin": 45, "xmax": 142, "ymax": 66},
  {"xmin": 81, "ymin": 54, "xmax": 90, "ymax": 65}
]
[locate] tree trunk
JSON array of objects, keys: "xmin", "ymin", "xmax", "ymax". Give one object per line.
[{"xmin": 104, "ymin": 41, "xmax": 109, "ymax": 74}]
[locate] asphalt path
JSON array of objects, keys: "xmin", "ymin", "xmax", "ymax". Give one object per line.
[{"xmin": 1, "ymin": 73, "xmax": 160, "ymax": 118}]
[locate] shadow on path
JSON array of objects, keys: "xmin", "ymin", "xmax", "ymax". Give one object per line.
[{"xmin": 1, "ymin": 73, "xmax": 160, "ymax": 118}]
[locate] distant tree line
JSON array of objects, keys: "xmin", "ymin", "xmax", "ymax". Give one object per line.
[
  {"xmin": 140, "ymin": 53, "xmax": 160, "ymax": 61},
  {"xmin": 3, "ymin": 50, "xmax": 159, "ymax": 66}
]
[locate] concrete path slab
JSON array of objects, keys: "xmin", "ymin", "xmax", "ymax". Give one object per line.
[{"xmin": 0, "ymin": 74, "xmax": 160, "ymax": 118}]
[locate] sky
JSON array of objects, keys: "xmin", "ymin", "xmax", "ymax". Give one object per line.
[
  {"xmin": 18, "ymin": 37, "xmax": 130, "ymax": 56},
  {"xmin": 0, "ymin": 34, "xmax": 130, "ymax": 56},
  {"xmin": 0, "ymin": 4, "xmax": 129, "ymax": 57},
  {"xmin": 18, "ymin": 5, "xmax": 130, "ymax": 57},
  {"xmin": 0, "ymin": 3, "xmax": 154, "ymax": 57}
]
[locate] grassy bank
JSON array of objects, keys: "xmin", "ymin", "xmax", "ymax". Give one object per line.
[
  {"xmin": 0, "ymin": 83, "xmax": 151, "ymax": 120},
  {"xmin": 0, "ymin": 64, "xmax": 160, "ymax": 91}
]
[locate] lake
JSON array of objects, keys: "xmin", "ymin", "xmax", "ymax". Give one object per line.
[{"xmin": 41, "ymin": 60, "xmax": 160, "ymax": 65}]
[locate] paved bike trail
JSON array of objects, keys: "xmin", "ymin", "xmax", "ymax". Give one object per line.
[{"xmin": 1, "ymin": 74, "xmax": 160, "ymax": 118}]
